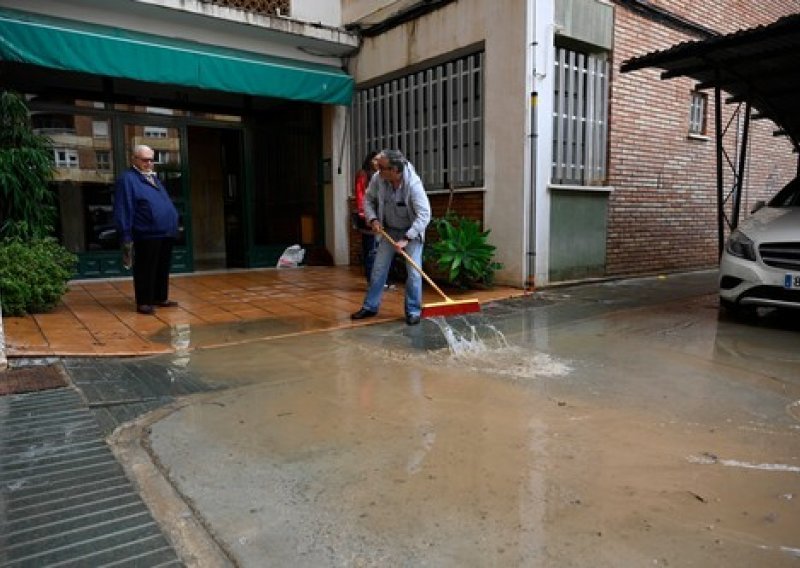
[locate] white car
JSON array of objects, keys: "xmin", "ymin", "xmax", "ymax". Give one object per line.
[{"xmin": 719, "ymin": 177, "xmax": 800, "ymax": 315}]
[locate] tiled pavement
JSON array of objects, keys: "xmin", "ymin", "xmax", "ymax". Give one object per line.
[{"xmin": 2, "ymin": 266, "xmax": 526, "ymax": 358}]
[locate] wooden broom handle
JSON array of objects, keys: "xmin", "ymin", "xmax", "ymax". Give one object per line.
[{"xmin": 376, "ymin": 226, "xmax": 453, "ymax": 303}]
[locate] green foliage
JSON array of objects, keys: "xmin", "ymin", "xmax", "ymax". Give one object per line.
[
  {"xmin": 0, "ymin": 92, "xmax": 72, "ymax": 315},
  {"xmin": 426, "ymin": 213, "xmax": 503, "ymax": 289},
  {"xmin": 0, "ymin": 91, "xmax": 56, "ymax": 240},
  {"xmin": 0, "ymin": 234, "xmax": 77, "ymax": 316}
]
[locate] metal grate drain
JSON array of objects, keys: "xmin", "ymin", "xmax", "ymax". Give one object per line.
[{"xmin": 0, "ymin": 387, "xmax": 183, "ymax": 567}]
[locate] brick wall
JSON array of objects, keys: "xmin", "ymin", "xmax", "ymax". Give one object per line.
[
  {"xmin": 606, "ymin": 1, "xmax": 799, "ymax": 276},
  {"xmin": 348, "ymin": 191, "xmax": 485, "ymax": 265},
  {"xmin": 650, "ymin": 0, "xmax": 800, "ymax": 34}
]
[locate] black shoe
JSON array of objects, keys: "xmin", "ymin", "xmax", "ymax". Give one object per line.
[
  {"xmin": 405, "ymin": 314, "xmax": 421, "ymax": 325},
  {"xmin": 137, "ymin": 304, "xmax": 155, "ymax": 315},
  {"xmin": 351, "ymin": 308, "xmax": 377, "ymax": 320}
]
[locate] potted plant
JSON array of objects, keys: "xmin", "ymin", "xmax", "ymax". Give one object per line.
[{"xmin": 425, "ymin": 212, "xmax": 503, "ymax": 289}]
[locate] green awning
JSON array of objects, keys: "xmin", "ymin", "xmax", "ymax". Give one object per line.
[{"xmin": 0, "ymin": 7, "xmax": 353, "ymax": 106}]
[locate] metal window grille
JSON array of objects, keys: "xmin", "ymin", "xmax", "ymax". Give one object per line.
[
  {"xmin": 200, "ymin": 0, "xmax": 289, "ymax": 17},
  {"xmin": 689, "ymin": 91, "xmax": 707, "ymax": 135},
  {"xmin": 352, "ymin": 51, "xmax": 484, "ymax": 190},
  {"xmin": 552, "ymin": 47, "xmax": 609, "ymax": 185}
]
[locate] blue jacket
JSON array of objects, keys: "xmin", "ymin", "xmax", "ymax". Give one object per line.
[{"xmin": 113, "ymin": 168, "xmax": 179, "ymax": 243}]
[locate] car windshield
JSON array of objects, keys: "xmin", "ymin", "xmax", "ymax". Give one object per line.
[{"xmin": 768, "ymin": 176, "xmax": 800, "ymax": 207}]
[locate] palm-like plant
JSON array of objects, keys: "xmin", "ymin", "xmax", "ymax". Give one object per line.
[
  {"xmin": 427, "ymin": 213, "xmax": 502, "ymax": 288},
  {"xmin": 0, "ymin": 91, "xmax": 56, "ymax": 239}
]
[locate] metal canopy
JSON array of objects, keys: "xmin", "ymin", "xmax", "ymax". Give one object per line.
[
  {"xmin": 621, "ymin": 13, "xmax": 800, "ymax": 255},
  {"xmin": 621, "ymin": 13, "xmax": 800, "ymax": 153}
]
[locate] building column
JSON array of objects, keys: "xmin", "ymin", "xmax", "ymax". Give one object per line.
[{"xmin": 325, "ymin": 104, "xmax": 352, "ymax": 266}]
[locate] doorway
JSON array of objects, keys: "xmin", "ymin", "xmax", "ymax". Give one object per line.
[
  {"xmin": 249, "ymin": 103, "xmax": 323, "ymax": 266},
  {"xmin": 188, "ymin": 126, "xmax": 244, "ymax": 270}
]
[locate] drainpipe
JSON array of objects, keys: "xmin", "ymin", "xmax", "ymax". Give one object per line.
[
  {"xmin": 526, "ymin": 0, "xmax": 555, "ymax": 289},
  {"xmin": 524, "ymin": 0, "xmax": 536, "ymax": 290}
]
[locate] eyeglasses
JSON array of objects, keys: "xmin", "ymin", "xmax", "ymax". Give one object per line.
[
  {"xmin": 378, "ymin": 165, "xmax": 393, "ymax": 171},
  {"xmin": 136, "ymin": 157, "xmax": 154, "ymax": 162}
]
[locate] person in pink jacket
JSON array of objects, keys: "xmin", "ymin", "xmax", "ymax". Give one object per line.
[{"xmin": 354, "ymin": 151, "xmax": 379, "ymax": 282}]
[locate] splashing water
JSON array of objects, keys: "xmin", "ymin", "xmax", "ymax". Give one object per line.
[
  {"xmin": 428, "ymin": 316, "xmax": 572, "ymax": 380},
  {"xmin": 429, "ymin": 315, "xmax": 508, "ymax": 356}
]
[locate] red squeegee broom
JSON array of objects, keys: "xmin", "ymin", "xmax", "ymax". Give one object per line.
[{"xmin": 378, "ymin": 227, "xmax": 481, "ymax": 318}]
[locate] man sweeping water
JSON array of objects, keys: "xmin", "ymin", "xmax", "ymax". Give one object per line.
[{"xmin": 350, "ymin": 149, "xmax": 431, "ymax": 325}]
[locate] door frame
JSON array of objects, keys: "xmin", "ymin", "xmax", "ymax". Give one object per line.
[{"xmin": 186, "ymin": 124, "xmax": 246, "ymax": 270}]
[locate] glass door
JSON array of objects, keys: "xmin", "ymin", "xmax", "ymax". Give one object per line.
[
  {"xmin": 42, "ymin": 105, "xmax": 193, "ymax": 278},
  {"xmin": 39, "ymin": 105, "xmax": 121, "ymax": 277}
]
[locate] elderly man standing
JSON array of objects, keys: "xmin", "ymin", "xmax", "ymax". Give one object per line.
[
  {"xmin": 113, "ymin": 144, "xmax": 179, "ymax": 315},
  {"xmin": 351, "ymin": 149, "xmax": 431, "ymax": 325}
]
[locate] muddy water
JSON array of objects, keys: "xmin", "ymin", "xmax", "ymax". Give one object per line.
[{"xmin": 148, "ymin": 283, "xmax": 800, "ymax": 567}]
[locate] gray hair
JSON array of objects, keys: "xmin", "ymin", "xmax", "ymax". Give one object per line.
[
  {"xmin": 378, "ymin": 149, "xmax": 406, "ymax": 173},
  {"xmin": 132, "ymin": 144, "xmax": 153, "ymax": 158}
]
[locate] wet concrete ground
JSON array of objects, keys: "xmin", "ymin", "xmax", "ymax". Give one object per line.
[{"xmin": 118, "ymin": 271, "xmax": 800, "ymax": 567}]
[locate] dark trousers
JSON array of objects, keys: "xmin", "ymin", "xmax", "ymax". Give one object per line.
[{"xmin": 132, "ymin": 238, "xmax": 174, "ymax": 306}]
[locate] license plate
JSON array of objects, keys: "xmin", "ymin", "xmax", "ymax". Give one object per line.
[{"xmin": 785, "ymin": 274, "xmax": 800, "ymax": 289}]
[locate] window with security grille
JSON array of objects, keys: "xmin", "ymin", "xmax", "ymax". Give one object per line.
[
  {"xmin": 689, "ymin": 91, "xmax": 707, "ymax": 135},
  {"xmin": 552, "ymin": 46, "xmax": 609, "ymax": 185},
  {"xmin": 352, "ymin": 51, "xmax": 484, "ymax": 190}
]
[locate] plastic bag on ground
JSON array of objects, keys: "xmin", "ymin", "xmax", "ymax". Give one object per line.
[{"xmin": 276, "ymin": 244, "xmax": 305, "ymax": 268}]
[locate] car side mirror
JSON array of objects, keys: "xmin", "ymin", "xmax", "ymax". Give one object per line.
[{"xmin": 750, "ymin": 200, "xmax": 766, "ymax": 214}]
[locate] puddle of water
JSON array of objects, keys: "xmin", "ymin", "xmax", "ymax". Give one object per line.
[
  {"xmin": 149, "ymin": 315, "xmax": 331, "ymax": 350},
  {"xmin": 145, "ymin": 288, "xmax": 800, "ymax": 567},
  {"xmin": 788, "ymin": 400, "xmax": 800, "ymax": 423}
]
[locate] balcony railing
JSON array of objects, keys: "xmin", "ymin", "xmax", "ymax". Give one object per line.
[
  {"xmin": 34, "ymin": 127, "xmax": 77, "ymax": 135},
  {"xmin": 200, "ymin": 0, "xmax": 290, "ymax": 17}
]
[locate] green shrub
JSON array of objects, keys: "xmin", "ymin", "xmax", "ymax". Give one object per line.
[
  {"xmin": 426, "ymin": 213, "xmax": 503, "ymax": 289},
  {"xmin": 0, "ymin": 235, "xmax": 77, "ymax": 316},
  {"xmin": 0, "ymin": 91, "xmax": 56, "ymax": 240},
  {"xmin": 0, "ymin": 92, "xmax": 72, "ymax": 316}
]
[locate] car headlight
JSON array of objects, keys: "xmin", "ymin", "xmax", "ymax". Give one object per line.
[{"xmin": 724, "ymin": 229, "xmax": 756, "ymax": 261}]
